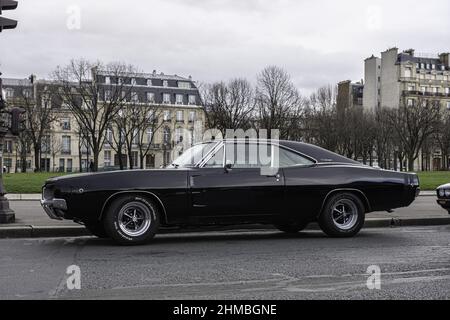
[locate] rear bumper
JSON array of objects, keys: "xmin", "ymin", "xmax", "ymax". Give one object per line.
[{"xmin": 40, "ymin": 198, "xmax": 67, "ymax": 220}]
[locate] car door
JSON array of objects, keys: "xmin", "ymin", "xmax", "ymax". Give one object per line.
[{"xmin": 189, "ymin": 141, "xmax": 285, "ymax": 219}]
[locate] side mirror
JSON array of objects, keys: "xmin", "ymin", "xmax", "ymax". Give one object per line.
[{"xmin": 224, "ymin": 161, "xmax": 233, "ymax": 172}]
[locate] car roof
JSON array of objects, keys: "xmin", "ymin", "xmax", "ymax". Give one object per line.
[{"xmin": 202, "ymin": 139, "xmax": 360, "ymax": 165}]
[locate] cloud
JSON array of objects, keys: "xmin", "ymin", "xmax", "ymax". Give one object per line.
[{"xmin": 1, "ymin": 0, "xmax": 449, "ymax": 94}]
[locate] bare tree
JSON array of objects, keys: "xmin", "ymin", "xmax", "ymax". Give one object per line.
[
  {"xmin": 134, "ymin": 105, "xmax": 164, "ymax": 169},
  {"xmin": 49, "ymin": 134, "xmax": 63, "ymax": 172},
  {"xmin": 255, "ymin": 66, "xmax": 302, "ymax": 139},
  {"xmin": 386, "ymin": 99, "xmax": 441, "ymax": 171},
  {"xmin": 202, "ymin": 79, "xmax": 256, "ymax": 134},
  {"xmin": 434, "ymin": 111, "xmax": 450, "ymax": 170},
  {"xmin": 53, "ymin": 59, "xmax": 137, "ymax": 171},
  {"xmin": 12, "ymin": 84, "xmax": 57, "ymax": 171}
]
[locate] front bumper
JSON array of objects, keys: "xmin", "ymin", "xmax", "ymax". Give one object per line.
[
  {"xmin": 437, "ymin": 198, "xmax": 450, "ymax": 212},
  {"xmin": 40, "ymin": 198, "xmax": 67, "ymax": 220}
]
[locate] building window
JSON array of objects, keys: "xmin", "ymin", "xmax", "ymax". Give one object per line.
[
  {"xmin": 146, "ymin": 154, "xmax": 155, "ymax": 168},
  {"xmin": 163, "ymin": 110, "xmax": 171, "ymax": 121},
  {"xmin": 146, "ymin": 92, "xmax": 155, "ymax": 103},
  {"xmin": 5, "ymin": 89, "xmax": 14, "ymax": 99},
  {"xmin": 421, "ymin": 63, "xmax": 425, "ymax": 69},
  {"xmin": 175, "ymin": 127, "xmax": 183, "ymax": 144},
  {"xmin": 432, "ymin": 64, "xmax": 436, "ymax": 70},
  {"xmin": 67, "ymin": 159, "xmax": 73, "ymax": 172},
  {"xmin": 163, "ymin": 93, "xmax": 171, "ymax": 104},
  {"xmin": 105, "ymin": 76, "xmax": 110, "ymax": 84},
  {"xmin": 131, "ymin": 91, "xmax": 139, "ymax": 102},
  {"xmin": 104, "ymin": 150, "xmax": 111, "ymax": 167},
  {"xmin": 131, "ymin": 151, "xmax": 139, "ymax": 167},
  {"xmin": 163, "ymin": 80, "xmax": 169, "ymax": 87},
  {"xmin": 176, "ymin": 110, "xmax": 184, "ymax": 122},
  {"xmin": 62, "ymin": 136, "xmax": 71, "ymax": 154},
  {"xmin": 147, "ymin": 79, "xmax": 152, "ymax": 86},
  {"xmin": 131, "ymin": 78, "xmax": 136, "ymax": 86},
  {"xmin": 178, "ymin": 82, "xmax": 191, "ymax": 89},
  {"xmin": 61, "ymin": 118, "xmax": 71, "ymax": 130},
  {"xmin": 445, "ymin": 88, "xmax": 450, "ymax": 95},
  {"xmin": 407, "ymin": 85, "xmax": 415, "ymax": 92},
  {"xmin": 188, "ymin": 95, "xmax": 196, "ymax": 105},
  {"xmin": 188, "ymin": 111, "xmax": 196, "ymax": 123},
  {"xmin": 404, "ymin": 68, "xmax": 412, "ymax": 78},
  {"xmin": 106, "ymin": 128, "xmax": 113, "ymax": 145},
  {"xmin": 147, "ymin": 128, "xmax": 153, "ymax": 143},
  {"xmin": 3, "ymin": 140, "xmax": 12, "ymax": 154},
  {"xmin": 176, "ymin": 94, "xmax": 184, "ymax": 105},
  {"xmin": 421, "ymin": 86, "xmax": 427, "ymax": 93},
  {"xmin": 132, "ymin": 129, "xmax": 139, "ymax": 145},
  {"xmin": 59, "ymin": 159, "xmax": 65, "ymax": 172},
  {"xmin": 407, "ymin": 99, "xmax": 414, "ymax": 107},
  {"xmin": 118, "ymin": 77, "xmax": 124, "ymax": 85},
  {"xmin": 432, "ymin": 87, "xmax": 438, "ymax": 94},
  {"xmin": 105, "ymin": 90, "xmax": 112, "ymax": 101},
  {"xmin": 23, "ymin": 89, "xmax": 31, "ymax": 98},
  {"xmin": 163, "ymin": 127, "xmax": 171, "ymax": 145}
]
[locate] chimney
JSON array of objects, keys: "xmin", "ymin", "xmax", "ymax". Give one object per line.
[
  {"xmin": 403, "ymin": 48, "xmax": 415, "ymax": 56},
  {"xmin": 439, "ymin": 53, "xmax": 450, "ymax": 68},
  {"xmin": 152, "ymin": 70, "xmax": 156, "ymax": 76},
  {"xmin": 189, "ymin": 75, "xmax": 192, "ymax": 81}
]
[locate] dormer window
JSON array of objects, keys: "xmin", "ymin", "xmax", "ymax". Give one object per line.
[
  {"xmin": 163, "ymin": 80, "xmax": 169, "ymax": 87},
  {"xmin": 147, "ymin": 79, "xmax": 152, "ymax": 86},
  {"xmin": 131, "ymin": 78, "xmax": 136, "ymax": 86},
  {"xmin": 105, "ymin": 76, "xmax": 111, "ymax": 84}
]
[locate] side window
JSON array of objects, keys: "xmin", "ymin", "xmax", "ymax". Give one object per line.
[
  {"xmin": 204, "ymin": 146, "xmax": 224, "ymax": 168},
  {"xmin": 225, "ymin": 143, "xmax": 271, "ymax": 168},
  {"xmin": 274, "ymin": 146, "xmax": 314, "ymax": 167}
]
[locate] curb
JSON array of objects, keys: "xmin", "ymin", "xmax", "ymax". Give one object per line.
[{"xmin": 0, "ymin": 217, "xmax": 449, "ymax": 239}]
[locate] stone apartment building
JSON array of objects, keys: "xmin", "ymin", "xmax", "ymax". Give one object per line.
[
  {"xmin": 363, "ymin": 48, "xmax": 450, "ymax": 111},
  {"xmin": 336, "ymin": 80, "xmax": 364, "ymax": 114},
  {"xmin": 1, "ymin": 71, "xmax": 205, "ymax": 173}
]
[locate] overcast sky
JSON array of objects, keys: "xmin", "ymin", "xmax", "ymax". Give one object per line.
[{"xmin": 1, "ymin": 0, "xmax": 449, "ymax": 94}]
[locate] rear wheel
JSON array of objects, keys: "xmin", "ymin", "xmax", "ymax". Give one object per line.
[
  {"xmin": 103, "ymin": 195, "xmax": 160, "ymax": 245},
  {"xmin": 318, "ymin": 192, "xmax": 365, "ymax": 238},
  {"xmin": 275, "ymin": 221, "xmax": 309, "ymax": 234}
]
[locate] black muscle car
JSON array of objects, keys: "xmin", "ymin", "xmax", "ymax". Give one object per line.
[
  {"xmin": 41, "ymin": 139, "xmax": 420, "ymax": 245},
  {"xmin": 436, "ymin": 183, "xmax": 450, "ymax": 213}
]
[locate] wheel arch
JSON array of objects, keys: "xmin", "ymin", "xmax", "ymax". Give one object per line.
[
  {"xmin": 318, "ymin": 188, "xmax": 371, "ymax": 217},
  {"xmin": 99, "ymin": 190, "xmax": 168, "ymax": 224}
]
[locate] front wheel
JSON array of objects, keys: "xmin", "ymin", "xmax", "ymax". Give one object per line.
[
  {"xmin": 103, "ymin": 195, "xmax": 160, "ymax": 245},
  {"xmin": 318, "ymin": 193, "xmax": 365, "ymax": 238}
]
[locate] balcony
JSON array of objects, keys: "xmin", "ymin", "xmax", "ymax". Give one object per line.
[{"xmin": 403, "ymin": 90, "xmax": 450, "ymax": 98}]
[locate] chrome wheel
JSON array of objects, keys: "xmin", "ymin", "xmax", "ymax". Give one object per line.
[
  {"xmin": 331, "ymin": 199, "xmax": 358, "ymax": 230},
  {"xmin": 117, "ymin": 201, "xmax": 152, "ymax": 237}
]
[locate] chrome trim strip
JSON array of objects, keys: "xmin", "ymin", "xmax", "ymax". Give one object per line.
[{"xmin": 40, "ymin": 198, "xmax": 67, "ymax": 220}]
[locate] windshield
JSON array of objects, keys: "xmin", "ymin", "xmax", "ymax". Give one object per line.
[{"xmin": 170, "ymin": 142, "xmax": 217, "ymax": 168}]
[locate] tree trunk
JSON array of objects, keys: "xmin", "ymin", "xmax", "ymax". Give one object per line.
[
  {"xmin": 408, "ymin": 156, "xmax": 415, "ymax": 172},
  {"xmin": 33, "ymin": 145, "xmax": 41, "ymax": 172}
]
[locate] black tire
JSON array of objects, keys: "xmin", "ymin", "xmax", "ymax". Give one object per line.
[
  {"xmin": 84, "ymin": 221, "xmax": 109, "ymax": 238},
  {"xmin": 103, "ymin": 195, "xmax": 160, "ymax": 245},
  {"xmin": 318, "ymin": 192, "xmax": 365, "ymax": 238},
  {"xmin": 275, "ymin": 221, "xmax": 309, "ymax": 234}
]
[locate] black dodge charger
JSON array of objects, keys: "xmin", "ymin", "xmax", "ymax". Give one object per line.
[{"xmin": 41, "ymin": 139, "xmax": 420, "ymax": 245}]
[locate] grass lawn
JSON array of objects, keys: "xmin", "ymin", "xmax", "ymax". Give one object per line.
[
  {"xmin": 2, "ymin": 172, "xmax": 68, "ymax": 194},
  {"xmin": 1, "ymin": 171, "xmax": 449, "ymax": 194},
  {"xmin": 417, "ymin": 171, "xmax": 450, "ymax": 191}
]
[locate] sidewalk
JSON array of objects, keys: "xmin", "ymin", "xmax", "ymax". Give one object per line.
[{"xmin": 0, "ymin": 193, "xmax": 448, "ymax": 239}]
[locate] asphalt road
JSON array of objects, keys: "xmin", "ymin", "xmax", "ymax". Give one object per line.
[{"xmin": 0, "ymin": 225, "xmax": 449, "ymax": 300}]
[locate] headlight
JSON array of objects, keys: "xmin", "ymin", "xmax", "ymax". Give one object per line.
[
  {"xmin": 439, "ymin": 189, "xmax": 445, "ymax": 197},
  {"xmin": 445, "ymin": 190, "xmax": 450, "ymax": 197}
]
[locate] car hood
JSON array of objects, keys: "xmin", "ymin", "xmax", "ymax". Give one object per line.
[{"xmin": 437, "ymin": 183, "xmax": 450, "ymax": 190}]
